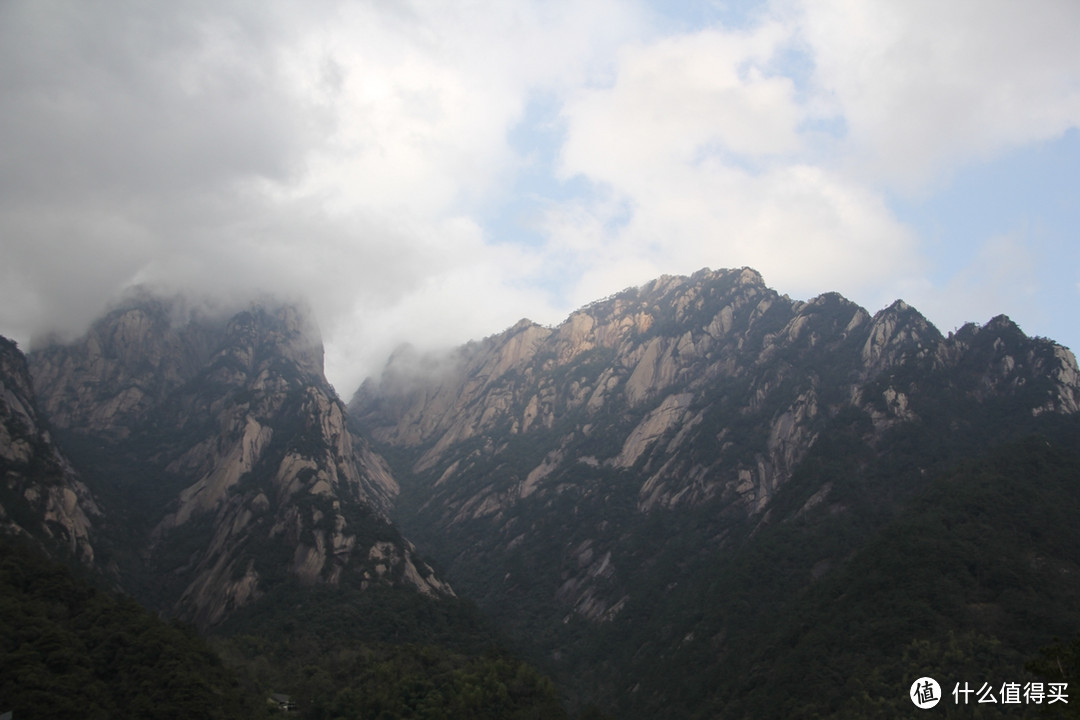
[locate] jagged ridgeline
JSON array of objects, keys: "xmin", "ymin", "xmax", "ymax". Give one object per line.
[
  {"xmin": 352, "ymin": 267, "xmax": 1080, "ymax": 719},
  {"xmin": 6, "ymin": 267, "xmax": 1080, "ymax": 718}
]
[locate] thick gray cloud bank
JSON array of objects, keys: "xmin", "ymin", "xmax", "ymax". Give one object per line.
[{"xmin": 2, "ymin": 0, "xmax": 1079, "ymax": 394}]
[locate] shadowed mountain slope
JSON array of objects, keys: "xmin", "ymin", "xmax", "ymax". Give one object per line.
[
  {"xmin": 27, "ymin": 295, "xmax": 450, "ymax": 628},
  {"xmin": 1, "ymin": 335, "xmax": 99, "ymax": 564}
]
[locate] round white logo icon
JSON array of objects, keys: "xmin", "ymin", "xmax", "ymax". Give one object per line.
[{"xmin": 911, "ymin": 677, "xmax": 942, "ymax": 709}]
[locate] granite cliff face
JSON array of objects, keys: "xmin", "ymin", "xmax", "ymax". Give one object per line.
[
  {"xmin": 0, "ymin": 336, "xmax": 100, "ymax": 564},
  {"xmin": 28, "ymin": 296, "xmax": 450, "ymax": 628},
  {"xmin": 352, "ymin": 267, "xmax": 1080, "ymax": 626}
]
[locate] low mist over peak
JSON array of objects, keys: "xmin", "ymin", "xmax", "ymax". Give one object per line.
[{"xmin": 351, "ymin": 266, "xmax": 1078, "ymax": 400}]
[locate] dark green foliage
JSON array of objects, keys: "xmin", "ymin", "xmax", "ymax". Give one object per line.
[
  {"xmin": 730, "ymin": 435, "xmax": 1080, "ymax": 718},
  {"xmin": 383, "ymin": 391, "xmax": 1080, "ymax": 719},
  {"xmin": 219, "ymin": 639, "xmax": 567, "ymax": 720},
  {"xmin": 1029, "ymin": 634, "xmax": 1080, "ymax": 718},
  {"xmin": 568, "ymin": 433, "xmax": 1080, "ymax": 719},
  {"xmin": 0, "ymin": 506, "xmax": 570, "ymax": 720},
  {"xmin": 0, "ymin": 536, "xmax": 254, "ymax": 719},
  {"xmin": 218, "ymin": 581, "xmax": 491, "ymax": 651},
  {"xmin": 211, "ymin": 582, "xmax": 569, "ymax": 719}
]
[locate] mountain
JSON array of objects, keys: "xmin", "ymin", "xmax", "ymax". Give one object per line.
[
  {"xmin": 3, "ymin": 294, "xmax": 570, "ymax": 718},
  {"xmin": 7, "ymin": 267, "xmax": 1080, "ymax": 718},
  {"xmin": 26, "ymin": 294, "xmax": 450, "ymax": 628},
  {"xmin": 351, "ymin": 267, "xmax": 1080, "ymax": 717},
  {"xmin": 2, "ymin": 330, "xmax": 259, "ymax": 716},
  {"xmin": 1, "ymin": 335, "xmax": 99, "ymax": 564}
]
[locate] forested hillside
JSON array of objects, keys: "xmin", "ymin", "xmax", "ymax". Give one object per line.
[{"xmin": 0, "ymin": 537, "xmax": 253, "ymax": 719}]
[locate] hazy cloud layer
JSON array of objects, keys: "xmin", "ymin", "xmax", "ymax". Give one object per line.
[
  {"xmin": 1, "ymin": 0, "xmax": 1077, "ymax": 393},
  {"xmin": 554, "ymin": 19, "xmax": 923, "ymax": 309},
  {"xmin": 799, "ymin": 0, "xmax": 1080, "ymax": 188}
]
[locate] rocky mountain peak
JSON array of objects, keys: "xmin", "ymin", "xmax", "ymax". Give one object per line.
[
  {"xmin": 29, "ymin": 297, "xmax": 221, "ymax": 439},
  {"xmin": 218, "ymin": 303, "xmax": 325, "ymax": 381},
  {"xmin": 352, "ymin": 267, "xmax": 1080, "ymax": 629},
  {"xmin": 983, "ymin": 313, "xmax": 1024, "ymax": 337},
  {"xmin": 23, "ymin": 294, "xmax": 450, "ymax": 628},
  {"xmin": 860, "ymin": 298, "xmax": 940, "ymax": 376}
]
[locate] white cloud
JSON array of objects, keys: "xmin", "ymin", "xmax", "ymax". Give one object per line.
[
  {"xmin": 2, "ymin": 0, "xmax": 1077, "ymax": 391},
  {"xmin": 792, "ymin": 0, "xmax": 1080, "ymax": 189},
  {"xmin": 543, "ymin": 0, "xmax": 1080, "ymax": 337},
  {"xmin": 918, "ymin": 234, "xmax": 1042, "ymax": 335},
  {"xmin": 546, "ymin": 162, "xmax": 923, "ymax": 312},
  {"xmin": 551, "ymin": 19, "xmax": 923, "ymax": 311},
  {"xmin": 560, "ymin": 22, "xmax": 804, "ymax": 182},
  {"xmin": 322, "ymin": 217, "xmax": 566, "ymax": 395},
  {"xmin": 278, "ymin": 0, "xmax": 645, "ymax": 217},
  {"xmin": 0, "ymin": 0, "xmax": 646, "ymax": 391}
]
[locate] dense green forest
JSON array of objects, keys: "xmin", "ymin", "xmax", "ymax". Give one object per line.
[
  {"xmin": 0, "ymin": 537, "xmax": 253, "ymax": 719},
  {"xmin": 0, "ymin": 536, "xmax": 572, "ymax": 718},
  {"xmin": 211, "ymin": 581, "xmax": 570, "ymax": 719},
  {"xmin": 7, "ymin": 434, "xmax": 1076, "ymax": 719},
  {"xmin": 555, "ymin": 433, "xmax": 1080, "ymax": 719},
  {"xmin": 383, "ymin": 410, "xmax": 1080, "ymax": 718}
]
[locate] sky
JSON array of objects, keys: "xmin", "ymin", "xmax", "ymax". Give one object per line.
[{"xmin": 1, "ymin": 0, "xmax": 1078, "ymax": 395}]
